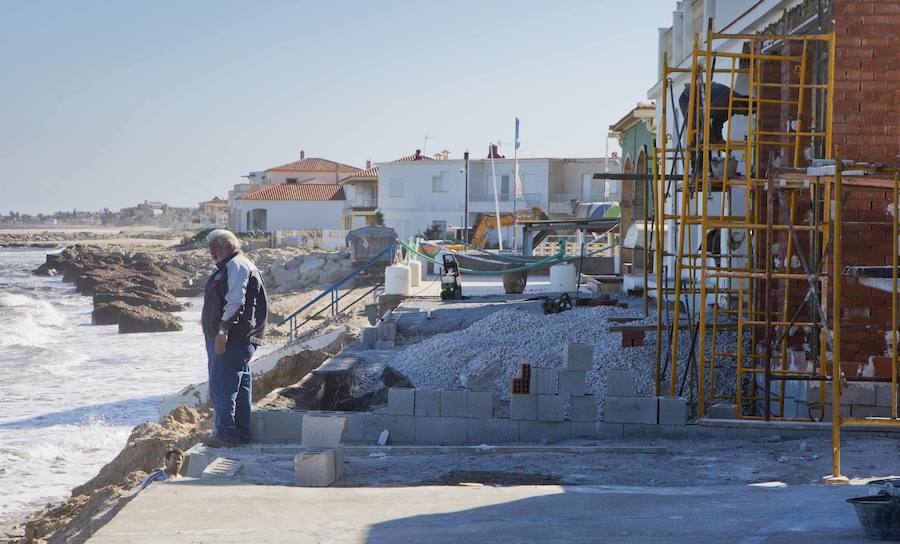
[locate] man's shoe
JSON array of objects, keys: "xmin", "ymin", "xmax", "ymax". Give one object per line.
[{"xmin": 203, "ymin": 435, "xmax": 237, "ymax": 448}]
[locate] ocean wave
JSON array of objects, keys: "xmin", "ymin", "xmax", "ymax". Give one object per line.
[{"xmin": 0, "ymin": 288, "xmax": 67, "ymax": 347}]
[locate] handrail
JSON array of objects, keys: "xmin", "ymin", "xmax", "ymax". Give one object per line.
[{"xmin": 278, "ymin": 243, "xmax": 396, "ymax": 335}]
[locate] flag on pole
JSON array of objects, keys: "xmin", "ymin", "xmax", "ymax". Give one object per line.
[{"xmin": 514, "ymin": 117, "xmax": 523, "ymax": 199}]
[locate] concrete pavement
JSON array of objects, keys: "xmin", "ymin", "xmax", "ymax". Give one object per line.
[{"xmin": 88, "ymin": 481, "xmax": 872, "ymax": 543}]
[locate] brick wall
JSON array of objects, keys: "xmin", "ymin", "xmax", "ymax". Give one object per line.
[{"xmin": 832, "ymin": 0, "xmax": 900, "ymax": 164}]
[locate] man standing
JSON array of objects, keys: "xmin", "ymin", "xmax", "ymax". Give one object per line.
[
  {"xmin": 138, "ymin": 448, "xmax": 184, "ymax": 491},
  {"xmin": 202, "ymin": 229, "xmax": 267, "ymax": 447}
]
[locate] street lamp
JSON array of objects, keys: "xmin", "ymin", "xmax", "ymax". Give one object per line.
[{"xmin": 463, "ymin": 150, "xmax": 470, "ymax": 243}]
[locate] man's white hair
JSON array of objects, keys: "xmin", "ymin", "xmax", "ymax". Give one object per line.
[{"xmin": 206, "ymin": 229, "xmax": 241, "ymax": 253}]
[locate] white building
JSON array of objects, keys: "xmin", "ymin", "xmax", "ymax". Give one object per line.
[
  {"xmin": 340, "ymin": 151, "xmax": 434, "ymax": 230},
  {"xmin": 228, "ymin": 151, "xmax": 361, "ymax": 229},
  {"xmin": 232, "ymin": 182, "xmax": 346, "ymax": 232},
  {"xmin": 376, "ymin": 156, "xmax": 619, "ymax": 242}
]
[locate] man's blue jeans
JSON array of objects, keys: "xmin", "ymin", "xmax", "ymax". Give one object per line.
[{"xmin": 206, "ymin": 339, "xmax": 255, "ymax": 444}]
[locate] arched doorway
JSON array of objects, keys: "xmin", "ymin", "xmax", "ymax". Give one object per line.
[{"xmin": 247, "ymin": 209, "xmax": 267, "ymax": 231}]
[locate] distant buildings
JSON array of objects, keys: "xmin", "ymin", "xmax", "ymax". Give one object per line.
[{"xmin": 199, "ymin": 197, "xmax": 228, "ymax": 228}]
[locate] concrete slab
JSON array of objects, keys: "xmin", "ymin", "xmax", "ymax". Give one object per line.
[
  {"xmin": 414, "ymin": 389, "xmax": 441, "ymax": 417},
  {"xmin": 301, "ymin": 414, "xmax": 348, "ymax": 448},
  {"xmin": 658, "ymin": 397, "xmax": 688, "ymax": 425},
  {"xmin": 87, "ymin": 481, "xmax": 874, "ymax": 544},
  {"xmin": 606, "ymin": 369, "xmax": 636, "ymax": 397},
  {"xmin": 569, "ymin": 395, "xmax": 597, "ymax": 422},
  {"xmin": 530, "ymin": 368, "xmax": 559, "ymax": 395},
  {"xmin": 558, "ymin": 371, "xmax": 586, "ymax": 397}
]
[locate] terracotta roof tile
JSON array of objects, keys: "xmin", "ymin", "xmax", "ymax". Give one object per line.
[
  {"xmin": 342, "ymin": 153, "xmax": 433, "ymax": 182},
  {"xmin": 238, "ymin": 183, "xmax": 346, "ymax": 201},
  {"xmin": 267, "ymin": 157, "xmax": 361, "ymax": 173}
]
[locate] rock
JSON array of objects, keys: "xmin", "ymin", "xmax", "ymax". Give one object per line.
[
  {"xmin": 298, "ymin": 256, "xmax": 326, "ymax": 276},
  {"xmin": 117, "ymin": 305, "xmax": 183, "ymax": 334}
]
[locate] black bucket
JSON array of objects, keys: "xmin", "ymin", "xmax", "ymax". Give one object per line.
[{"xmin": 848, "ymin": 494, "xmax": 900, "ymax": 541}]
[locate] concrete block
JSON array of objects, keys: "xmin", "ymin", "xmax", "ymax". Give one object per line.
[
  {"xmin": 387, "ymin": 388, "xmax": 415, "ymax": 416},
  {"xmin": 875, "ymin": 383, "xmax": 895, "ymax": 407},
  {"xmin": 334, "ymin": 445, "xmax": 344, "ymax": 480},
  {"xmin": 183, "ymin": 444, "xmax": 215, "ymax": 478},
  {"xmin": 518, "ymin": 421, "xmax": 572, "ymax": 443},
  {"xmin": 294, "ymin": 449, "xmax": 336, "ymax": 487},
  {"xmin": 364, "ymin": 414, "xmax": 415, "ymax": 444},
  {"xmin": 658, "ymin": 397, "xmax": 687, "ymax": 425},
  {"xmin": 537, "ymin": 395, "xmax": 566, "ymax": 422},
  {"xmin": 510, "ymin": 394, "xmax": 538, "ymax": 420},
  {"xmin": 466, "ymin": 391, "xmax": 493, "ymax": 418},
  {"xmin": 377, "ymin": 321, "xmax": 397, "ymax": 341},
  {"xmin": 559, "ymin": 371, "xmax": 586, "ymax": 397},
  {"xmin": 250, "ymin": 410, "xmax": 302, "ymax": 442},
  {"xmin": 706, "ymin": 403, "xmax": 738, "ymax": 420},
  {"xmin": 361, "ymin": 327, "xmax": 377, "ymax": 349},
  {"xmin": 414, "ymin": 389, "xmax": 441, "ymax": 417},
  {"xmin": 851, "ymin": 405, "xmax": 893, "ymax": 419},
  {"xmin": 808, "ymin": 382, "xmax": 877, "ymax": 405},
  {"xmin": 440, "ymin": 389, "xmax": 468, "ymax": 418},
  {"xmin": 605, "ymin": 369, "xmax": 636, "ymax": 397},
  {"xmin": 623, "ymin": 423, "xmax": 683, "ymax": 439},
  {"xmin": 375, "ymin": 339, "xmax": 395, "ymax": 350},
  {"xmin": 572, "ymin": 421, "xmax": 624, "ymax": 439},
  {"xmin": 201, "ymin": 457, "xmax": 242, "ymax": 479},
  {"xmin": 563, "ymin": 343, "xmax": 594, "ymax": 371},
  {"xmin": 467, "ymin": 418, "xmax": 520, "ymax": 444},
  {"xmin": 364, "ymin": 303, "xmax": 379, "ymax": 325},
  {"xmin": 301, "ymin": 415, "xmax": 348, "ymax": 448},
  {"xmin": 569, "ymin": 395, "xmax": 597, "ymax": 422},
  {"xmin": 341, "ymin": 412, "xmax": 370, "ymax": 443},
  {"xmin": 415, "ymin": 416, "xmax": 467, "ymax": 445},
  {"xmin": 604, "ymin": 396, "xmax": 657, "ymax": 424},
  {"xmin": 530, "ymin": 367, "xmax": 559, "ymax": 395}
]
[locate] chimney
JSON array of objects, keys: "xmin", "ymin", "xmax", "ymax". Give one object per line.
[
  {"xmin": 300, "ymin": 150, "xmax": 305, "ymax": 160},
  {"xmin": 366, "ymin": 160, "xmax": 372, "ymax": 169},
  {"xmin": 415, "ymin": 149, "xmax": 421, "ymax": 159}
]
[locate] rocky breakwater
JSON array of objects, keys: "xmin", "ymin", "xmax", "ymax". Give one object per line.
[
  {"xmin": 253, "ymin": 248, "xmax": 353, "ymax": 294},
  {"xmin": 34, "ymin": 245, "xmax": 210, "ymax": 333}
]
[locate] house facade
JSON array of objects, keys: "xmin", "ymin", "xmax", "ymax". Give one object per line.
[
  {"xmin": 340, "ymin": 151, "xmax": 433, "ymax": 231},
  {"xmin": 232, "ymin": 182, "xmax": 346, "ymax": 232},
  {"xmin": 376, "ymin": 156, "xmax": 618, "ymax": 242},
  {"xmin": 228, "ymin": 151, "xmax": 361, "ymax": 229}
]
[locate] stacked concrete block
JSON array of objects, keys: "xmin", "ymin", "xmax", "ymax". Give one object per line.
[
  {"xmin": 537, "ymin": 395, "xmax": 566, "ymax": 422},
  {"xmin": 658, "ymin": 397, "xmax": 687, "ymax": 425},
  {"xmin": 562, "ymin": 343, "xmax": 594, "ymax": 371},
  {"xmin": 559, "ymin": 371, "xmax": 587, "ymax": 397},
  {"xmin": 415, "ymin": 417, "xmax": 467, "ymax": 445},
  {"xmin": 467, "ymin": 418, "xmax": 519, "ymax": 444},
  {"xmin": 530, "ymin": 367, "xmax": 559, "ymax": 395},
  {"xmin": 519, "ymin": 421, "xmax": 572, "ymax": 443},
  {"xmin": 294, "ymin": 449, "xmax": 336, "ymax": 487},
  {"xmin": 414, "ymin": 389, "xmax": 441, "ymax": 417},
  {"xmin": 569, "ymin": 395, "xmax": 598, "ymax": 422},
  {"xmin": 440, "ymin": 389, "xmax": 468, "ymax": 417},
  {"xmin": 387, "ymin": 388, "xmax": 415, "ymax": 415},
  {"xmin": 604, "ymin": 396, "xmax": 658, "ymax": 424},
  {"xmin": 706, "ymin": 403, "xmax": 738, "ymax": 420},
  {"xmin": 364, "ymin": 414, "xmax": 415, "ymax": 444},
  {"xmin": 510, "ymin": 394, "xmax": 538, "ymax": 420},
  {"xmin": 301, "ymin": 415, "xmax": 349, "ymax": 447},
  {"xmin": 375, "ymin": 320, "xmax": 397, "ymax": 350},
  {"xmin": 466, "ymin": 391, "xmax": 493, "ymax": 418}
]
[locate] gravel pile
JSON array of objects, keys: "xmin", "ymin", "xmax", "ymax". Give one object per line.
[{"xmin": 383, "ymin": 305, "xmax": 740, "ymax": 416}]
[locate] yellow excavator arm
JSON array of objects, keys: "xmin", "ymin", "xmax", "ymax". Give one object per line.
[{"xmin": 470, "ymin": 207, "xmax": 548, "ymax": 248}]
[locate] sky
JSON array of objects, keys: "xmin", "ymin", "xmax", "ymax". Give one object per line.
[{"xmin": 0, "ymin": 1, "xmax": 674, "ymax": 215}]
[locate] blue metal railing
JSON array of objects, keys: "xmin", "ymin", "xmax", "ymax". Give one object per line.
[{"xmin": 278, "ymin": 243, "xmax": 396, "ymax": 338}]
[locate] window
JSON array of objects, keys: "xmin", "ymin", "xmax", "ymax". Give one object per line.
[
  {"xmin": 286, "ymin": 178, "xmax": 298, "ymax": 184},
  {"xmin": 432, "ymin": 173, "xmax": 447, "ymax": 193},
  {"xmin": 500, "ymin": 175, "xmax": 510, "ymax": 195},
  {"xmin": 389, "ymin": 178, "xmax": 404, "ymax": 198}
]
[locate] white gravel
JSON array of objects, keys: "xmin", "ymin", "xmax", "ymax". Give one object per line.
[{"xmin": 382, "ymin": 305, "xmax": 740, "ymax": 415}]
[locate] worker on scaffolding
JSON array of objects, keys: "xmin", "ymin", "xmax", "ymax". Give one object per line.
[{"xmin": 679, "ymin": 82, "xmax": 749, "ymax": 174}]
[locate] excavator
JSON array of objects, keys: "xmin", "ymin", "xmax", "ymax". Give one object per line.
[{"xmin": 470, "ymin": 207, "xmax": 548, "ymax": 248}]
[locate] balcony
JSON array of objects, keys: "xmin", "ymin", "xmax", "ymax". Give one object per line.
[{"xmin": 345, "ymin": 198, "xmax": 378, "ymax": 212}]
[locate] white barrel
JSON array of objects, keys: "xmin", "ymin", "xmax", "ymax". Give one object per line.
[
  {"xmin": 550, "ymin": 262, "xmax": 577, "ymax": 292},
  {"xmin": 384, "ymin": 264, "xmax": 411, "ymax": 295},
  {"xmin": 408, "ymin": 259, "xmax": 422, "ymax": 287}
]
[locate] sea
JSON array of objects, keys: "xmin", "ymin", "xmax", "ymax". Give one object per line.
[{"xmin": 0, "ymin": 246, "xmax": 224, "ymax": 520}]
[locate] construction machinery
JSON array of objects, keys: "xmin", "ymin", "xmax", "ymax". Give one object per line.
[{"xmin": 470, "ymin": 207, "xmax": 548, "ymax": 248}]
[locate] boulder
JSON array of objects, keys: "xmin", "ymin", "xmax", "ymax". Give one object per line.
[{"xmin": 117, "ymin": 305, "xmax": 183, "ymax": 333}]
